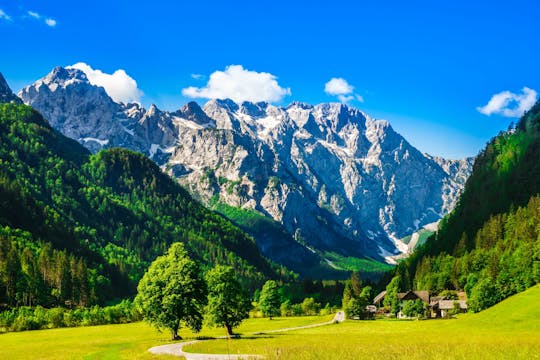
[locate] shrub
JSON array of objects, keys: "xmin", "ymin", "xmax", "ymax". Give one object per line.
[
  {"xmin": 467, "ymin": 278, "xmax": 501, "ymax": 312},
  {"xmin": 0, "ymin": 300, "xmax": 137, "ymax": 332}
]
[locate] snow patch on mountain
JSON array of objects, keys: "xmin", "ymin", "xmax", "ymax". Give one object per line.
[{"xmin": 80, "ymin": 137, "xmax": 109, "ymax": 146}]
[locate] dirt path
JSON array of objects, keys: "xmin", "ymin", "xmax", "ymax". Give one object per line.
[
  {"xmin": 148, "ymin": 311, "xmax": 345, "ymax": 359},
  {"xmin": 148, "ymin": 340, "xmax": 260, "ymax": 360}
]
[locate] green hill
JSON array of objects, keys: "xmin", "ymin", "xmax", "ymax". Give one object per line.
[
  {"xmin": 462, "ymin": 283, "xmax": 540, "ymax": 329},
  {"xmin": 0, "ymin": 103, "xmax": 290, "ymax": 308},
  {"xmin": 397, "ymin": 100, "xmax": 540, "ymax": 310}
]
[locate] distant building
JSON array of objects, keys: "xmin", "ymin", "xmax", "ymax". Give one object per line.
[
  {"xmin": 398, "ymin": 290, "xmax": 430, "ymax": 304},
  {"xmin": 431, "ymin": 300, "xmax": 468, "ymax": 318},
  {"xmin": 373, "ymin": 290, "xmax": 386, "ymax": 307},
  {"xmin": 372, "ymin": 290, "xmax": 468, "ymax": 318}
]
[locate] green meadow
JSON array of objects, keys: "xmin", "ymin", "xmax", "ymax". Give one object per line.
[
  {"xmin": 1, "ymin": 286, "xmax": 539, "ymax": 359},
  {"xmin": 0, "ymin": 315, "xmax": 331, "ymax": 359},
  {"xmin": 187, "ymin": 285, "xmax": 540, "ymax": 359}
]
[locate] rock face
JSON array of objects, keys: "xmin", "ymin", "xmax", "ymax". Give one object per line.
[
  {"xmin": 19, "ymin": 66, "xmax": 473, "ymax": 265},
  {"xmin": 0, "ymin": 73, "xmax": 22, "ymax": 104}
]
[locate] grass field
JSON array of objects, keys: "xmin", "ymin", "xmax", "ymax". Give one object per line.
[
  {"xmin": 186, "ymin": 284, "xmax": 540, "ymax": 359},
  {"xmin": 0, "ymin": 315, "xmax": 331, "ymax": 359},
  {"xmin": 0, "ymin": 286, "xmax": 538, "ymax": 359}
]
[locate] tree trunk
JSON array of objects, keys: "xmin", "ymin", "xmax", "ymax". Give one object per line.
[
  {"xmin": 225, "ymin": 323, "xmax": 234, "ymax": 337},
  {"xmin": 171, "ymin": 327, "xmax": 182, "ymax": 340}
]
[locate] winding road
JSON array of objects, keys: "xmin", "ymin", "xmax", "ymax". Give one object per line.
[{"xmin": 148, "ymin": 311, "xmax": 345, "ymax": 360}]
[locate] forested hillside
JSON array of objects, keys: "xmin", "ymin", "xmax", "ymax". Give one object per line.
[
  {"xmin": 0, "ymin": 103, "xmax": 289, "ymax": 308},
  {"xmin": 399, "ymin": 100, "xmax": 540, "ymax": 311}
]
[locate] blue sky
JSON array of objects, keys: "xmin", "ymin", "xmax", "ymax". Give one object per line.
[{"xmin": 1, "ymin": 0, "xmax": 539, "ymax": 159}]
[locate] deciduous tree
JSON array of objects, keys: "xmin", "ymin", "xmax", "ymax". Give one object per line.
[
  {"xmin": 135, "ymin": 243, "xmax": 207, "ymax": 339},
  {"xmin": 259, "ymin": 280, "xmax": 280, "ymax": 319},
  {"xmin": 205, "ymin": 265, "xmax": 251, "ymax": 337},
  {"xmin": 383, "ymin": 276, "xmax": 401, "ymax": 316}
]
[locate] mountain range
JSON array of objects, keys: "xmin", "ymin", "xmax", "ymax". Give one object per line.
[
  {"xmin": 17, "ymin": 67, "xmax": 473, "ymax": 274},
  {"xmin": 0, "ymin": 78, "xmax": 286, "ymax": 307}
]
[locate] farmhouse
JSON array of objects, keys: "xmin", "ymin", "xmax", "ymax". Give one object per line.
[
  {"xmin": 431, "ymin": 299, "xmax": 468, "ymax": 318},
  {"xmin": 372, "ymin": 290, "xmax": 468, "ymax": 318},
  {"xmin": 396, "ymin": 291, "xmax": 429, "ymax": 318},
  {"xmin": 399, "ymin": 290, "xmax": 429, "ymax": 303},
  {"xmin": 373, "ymin": 290, "xmax": 430, "ymax": 306}
]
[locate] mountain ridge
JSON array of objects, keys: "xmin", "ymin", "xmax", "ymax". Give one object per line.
[{"xmin": 17, "ymin": 66, "xmax": 473, "ymax": 272}]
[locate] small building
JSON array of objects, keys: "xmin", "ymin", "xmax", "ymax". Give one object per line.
[
  {"xmin": 365, "ymin": 305, "xmax": 377, "ymax": 314},
  {"xmin": 373, "ymin": 290, "xmax": 386, "ymax": 307},
  {"xmin": 396, "ymin": 291, "xmax": 430, "ymax": 318},
  {"xmin": 432, "ymin": 300, "xmax": 468, "ymax": 318},
  {"xmin": 398, "ymin": 290, "xmax": 430, "ymax": 304}
]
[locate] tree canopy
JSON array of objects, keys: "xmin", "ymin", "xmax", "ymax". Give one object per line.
[
  {"xmin": 135, "ymin": 242, "xmax": 207, "ymax": 339},
  {"xmin": 342, "ymin": 272, "xmax": 371, "ymax": 319},
  {"xmin": 205, "ymin": 265, "xmax": 251, "ymax": 337},
  {"xmin": 383, "ymin": 276, "xmax": 400, "ymax": 316},
  {"xmin": 258, "ymin": 280, "xmax": 281, "ymax": 319}
]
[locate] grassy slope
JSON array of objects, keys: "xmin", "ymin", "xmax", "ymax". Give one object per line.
[
  {"xmin": 0, "ymin": 287, "xmax": 538, "ymax": 359},
  {"xmin": 187, "ymin": 284, "xmax": 540, "ymax": 359}
]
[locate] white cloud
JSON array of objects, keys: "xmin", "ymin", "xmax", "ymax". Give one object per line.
[
  {"xmin": 477, "ymin": 87, "xmax": 537, "ymax": 117},
  {"xmin": 325, "ymin": 78, "xmax": 354, "ymax": 95},
  {"xmin": 67, "ymin": 62, "xmax": 143, "ymax": 104},
  {"xmin": 324, "ymin": 77, "xmax": 364, "ymax": 104},
  {"xmin": 0, "ymin": 9, "xmax": 11, "ymax": 21},
  {"xmin": 26, "ymin": 10, "xmax": 57, "ymax": 27},
  {"xmin": 45, "ymin": 18, "xmax": 57, "ymax": 27},
  {"xmin": 182, "ymin": 65, "xmax": 291, "ymax": 103},
  {"xmin": 27, "ymin": 11, "xmax": 40, "ymax": 19},
  {"xmin": 191, "ymin": 73, "xmax": 204, "ymax": 80}
]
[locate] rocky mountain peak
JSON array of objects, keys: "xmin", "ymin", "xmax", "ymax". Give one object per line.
[
  {"xmin": 313, "ymin": 102, "xmax": 367, "ymax": 132},
  {"xmin": 210, "ymin": 98, "xmax": 239, "ymax": 112},
  {"xmin": 45, "ymin": 66, "xmax": 88, "ymax": 85},
  {"xmin": 147, "ymin": 104, "xmax": 160, "ymax": 116},
  {"xmin": 287, "ymin": 101, "xmax": 313, "ymax": 110},
  {"xmin": 177, "ymin": 101, "xmax": 216, "ymax": 127},
  {"xmin": 20, "ymin": 66, "xmax": 107, "ymax": 102},
  {"xmin": 0, "ymin": 73, "xmax": 22, "ymax": 104},
  {"xmin": 239, "ymin": 101, "xmax": 268, "ymax": 118},
  {"xmin": 0, "ymin": 72, "xmax": 12, "ymax": 94},
  {"xmin": 18, "ymin": 66, "xmax": 133, "ymax": 153}
]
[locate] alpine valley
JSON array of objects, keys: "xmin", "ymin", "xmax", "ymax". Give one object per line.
[{"xmin": 18, "ymin": 66, "xmax": 473, "ymax": 277}]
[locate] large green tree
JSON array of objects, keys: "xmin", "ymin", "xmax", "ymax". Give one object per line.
[
  {"xmin": 135, "ymin": 242, "xmax": 207, "ymax": 339},
  {"xmin": 205, "ymin": 265, "xmax": 251, "ymax": 337},
  {"xmin": 383, "ymin": 276, "xmax": 401, "ymax": 316},
  {"xmin": 258, "ymin": 280, "xmax": 281, "ymax": 319},
  {"xmin": 467, "ymin": 277, "xmax": 500, "ymax": 313},
  {"xmin": 342, "ymin": 276, "xmax": 372, "ymax": 319},
  {"xmin": 402, "ymin": 299, "xmax": 424, "ymax": 318}
]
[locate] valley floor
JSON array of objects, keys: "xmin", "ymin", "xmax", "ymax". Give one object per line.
[{"xmin": 0, "ymin": 285, "xmax": 538, "ymax": 360}]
